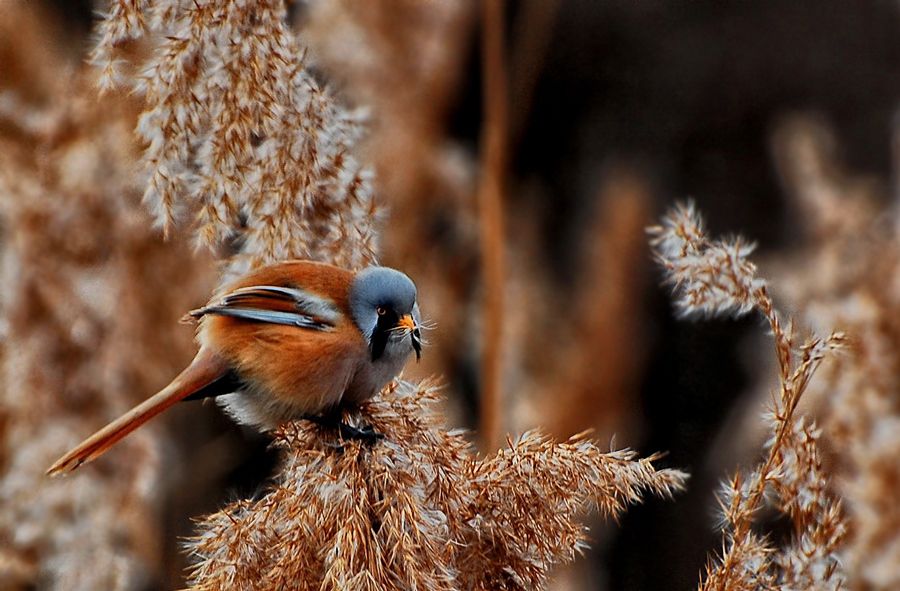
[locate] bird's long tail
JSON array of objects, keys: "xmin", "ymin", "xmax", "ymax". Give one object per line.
[{"xmin": 47, "ymin": 348, "xmax": 230, "ymax": 476}]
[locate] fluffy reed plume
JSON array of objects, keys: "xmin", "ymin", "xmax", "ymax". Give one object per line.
[
  {"xmin": 0, "ymin": 4, "xmax": 213, "ymax": 589},
  {"xmin": 186, "ymin": 380, "xmax": 687, "ymax": 591},
  {"xmin": 649, "ymin": 203, "xmax": 847, "ymax": 591},
  {"xmin": 765, "ymin": 115, "xmax": 900, "ymax": 590},
  {"xmin": 93, "ymin": 0, "xmax": 379, "ymax": 275}
]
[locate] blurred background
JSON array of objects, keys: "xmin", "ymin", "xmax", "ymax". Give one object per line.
[{"xmin": 2, "ymin": 1, "xmax": 899, "ymax": 590}]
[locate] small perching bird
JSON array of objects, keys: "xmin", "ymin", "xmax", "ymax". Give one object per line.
[{"xmin": 47, "ymin": 260, "xmax": 422, "ymax": 476}]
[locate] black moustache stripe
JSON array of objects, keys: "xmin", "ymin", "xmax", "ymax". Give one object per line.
[
  {"xmin": 370, "ymin": 312, "xmax": 395, "ymax": 361},
  {"xmin": 412, "ymin": 330, "xmax": 422, "ymax": 361}
]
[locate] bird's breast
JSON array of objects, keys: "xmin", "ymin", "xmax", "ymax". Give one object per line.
[{"xmin": 343, "ymin": 341, "xmax": 412, "ymax": 404}]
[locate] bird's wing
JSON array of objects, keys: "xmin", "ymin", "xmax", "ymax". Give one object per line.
[{"xmin": 189, "ymin": 285, "xmax": 342, "ymax": 330}]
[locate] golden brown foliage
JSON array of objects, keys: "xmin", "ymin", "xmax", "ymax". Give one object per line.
[
  {"xmin": 650, "ymin": 203, "xmax": 847, "ymax": 591},
  {"xmin": 186, "ymin": 380, "xmax": 687, "ymax": 591},
  {"xmin": 768, "ymin": 116, "xmax": 900, "ymax": 590},
  {"xmin": 0, "ymin": 4, "xmax": 213, "ymax": 589},
  {"xmin": 10, "ymin": 1, "xmax": 898, "ymax": 590},
  {"xmin": 93, "ymin": 0, "xmax": 379, "ymax": 275}
]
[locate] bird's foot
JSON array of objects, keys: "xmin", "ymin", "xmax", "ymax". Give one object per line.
[
  {"xmin": 337, "ymin": 422, "xmax": 384, "ymax": 444},
  {"xmin": 301, "ymin": 414, "xmax": 383, "ymax": 446}
]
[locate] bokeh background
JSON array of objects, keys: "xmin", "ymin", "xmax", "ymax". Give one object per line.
[{"xmin": 2, "ymin": 1, "xmax": 899, "ymax": 589}]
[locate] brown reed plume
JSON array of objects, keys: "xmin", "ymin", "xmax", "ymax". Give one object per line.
[
  {"xmin": 92, "ymin": 0, "xmax": 379, "ymax": 276},
  {"xmin": 767, "ymin": 115, "xmax": 900, "ymax": 590},
  {"xmin": 530, "ymin": 171, "xmax": 650, "ymax": 441},
  {"xmin": 186, "ymin": 380, "xmax": 687, "ymax": 591},
  {"xmin": 0, "ymin": 4, "xmax": 214, "ymax": 589},
  {"xmin": 649, "ymin": 202, "xmax": 847, "ymax": 591}
]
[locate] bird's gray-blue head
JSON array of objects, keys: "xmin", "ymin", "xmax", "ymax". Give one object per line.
[{"xmin": 349, "ymin": 266, "xmax": 421, "ymax": 362}]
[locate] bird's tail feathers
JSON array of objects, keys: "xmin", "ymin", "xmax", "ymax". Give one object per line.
[{"xmin": 46, "ymin": 348, "xmax": 229, "ymax": 476}]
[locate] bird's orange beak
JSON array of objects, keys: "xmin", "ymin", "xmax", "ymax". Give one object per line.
[
  {"xmin": 397, "ymin": 314, "xmax": 416, "ymax": 331},
  {"xmin": 398, "ymin": 314, "xmax": 422, "ymax": 361}
]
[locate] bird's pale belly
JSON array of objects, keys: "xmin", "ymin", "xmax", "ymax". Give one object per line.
[{"xmin": 217, "ymin": 347, "xmax": 408, "ymax": 430}]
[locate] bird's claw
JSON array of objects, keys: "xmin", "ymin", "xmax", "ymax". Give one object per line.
[
  {"xmin": 301, "ymin": 414, "xmax": 383, "ymax": 446},
  {"xmin": 338, "ymin": 422, "xmax": 384, "ymax": 444}
]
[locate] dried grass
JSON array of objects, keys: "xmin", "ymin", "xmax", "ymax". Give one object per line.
[
  {"xmin": 650, "ymin": 203, "xmax": 848, "ymax": 591},
  {"xmin": 185, "ymin": 380, "xmax": 687, "ymax": 591},
  {"xmin": 93, "ymin": 0, "xmax": 379, "ymax": 276},
  {"xmin": 535, "ymin": 171, "xmax": 650, "ymax": 440},
  {"xmin": 767, "ymin": 115, "xmax": 900, "ymax": 590},
  {"xmin": 0, "ymin": 4, "xmax": 213, "ymax": 589}
]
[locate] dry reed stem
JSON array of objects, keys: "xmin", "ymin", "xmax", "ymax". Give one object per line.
[
  {"xmin": 650, "ymin": 203, "xmax": 847, "ymax": 591},
  {"xmin": 478, "ymin": 0, "xmax": 509, "ymax": 451}
]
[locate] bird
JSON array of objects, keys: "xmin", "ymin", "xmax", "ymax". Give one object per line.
[{"xmin": 47, "ymin": 259, "xmax": 423, "ymax": 476}]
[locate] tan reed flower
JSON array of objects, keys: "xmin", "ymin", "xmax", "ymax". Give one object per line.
[
  {"xmin": 766, "ymin": 115, "xmax": 900, "ymax": 590},
  {"xmin": 0, "ymin": 5, "xmax": 213, "ymax": 589},
  {"xmin": 93, "ymin": 0, "xmax": 379, "ymax": 276},
  {"xmin": 651, "ymin": 203, "xmax": 848, "ymax": 591},
  {"xmin": 185, "ymin": 380, "xmax": 687, "ymax": 591}
]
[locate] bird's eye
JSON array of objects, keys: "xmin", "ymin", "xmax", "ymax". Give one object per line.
[{"xmin": 376, "ymin": 306, "xmax": 387, "ymax": 316}]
